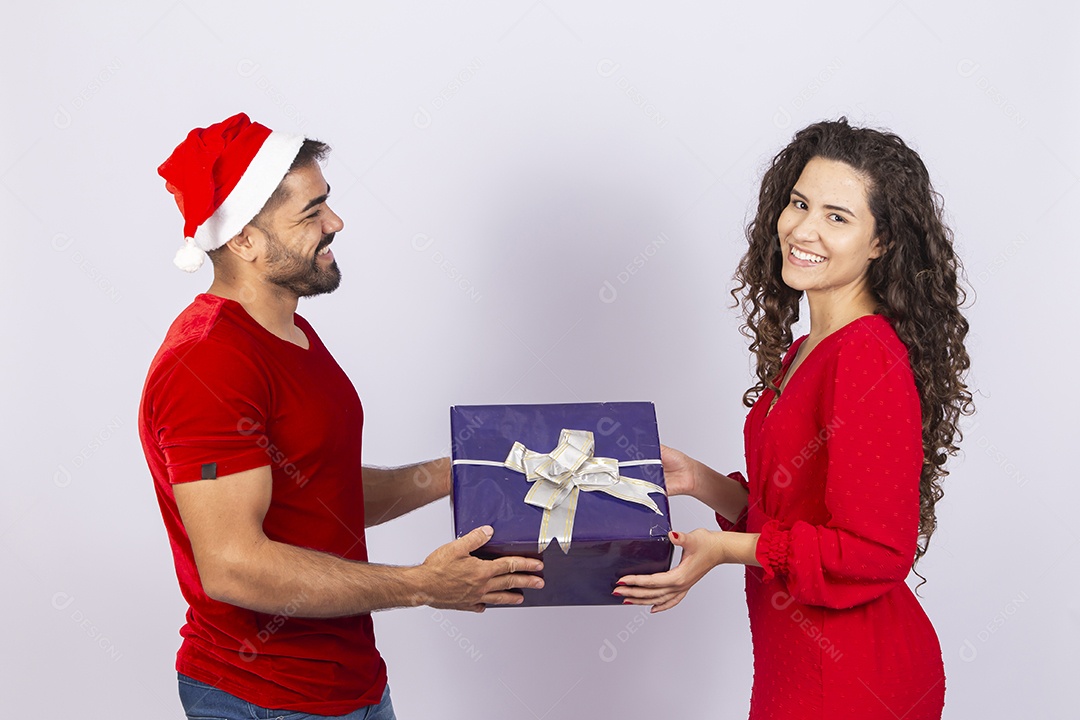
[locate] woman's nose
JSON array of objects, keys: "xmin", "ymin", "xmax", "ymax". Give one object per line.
[{"xmin": 791, "ymin": 216, "xmax": 818, "ymax": 242}]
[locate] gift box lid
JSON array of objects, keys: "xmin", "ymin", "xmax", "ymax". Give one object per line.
[{"xmin": 450, "ymin": 401, "xmax": 670, "ymax": 549}]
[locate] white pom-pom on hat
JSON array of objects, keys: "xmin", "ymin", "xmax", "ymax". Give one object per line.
[
  {"xmin": 173, "ymin": 237, "xmax": 205, "ymax": 272},
  {"xmin": 159, "ymin": 113, "xmax": 304, "ymax": 273}
]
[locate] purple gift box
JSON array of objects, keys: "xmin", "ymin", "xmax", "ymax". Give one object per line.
[{"xmin": 450, "ymin": 401, "xmax": 673, "ymax": 607}]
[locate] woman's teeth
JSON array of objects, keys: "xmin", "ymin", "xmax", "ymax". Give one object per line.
[{"xmin": 791, "ymin": 247, "xmax": 826, "ymax": 264}]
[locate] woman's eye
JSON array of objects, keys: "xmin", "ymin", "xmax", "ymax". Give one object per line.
[
  {"xmin": 829, "ymin": 213, "xmax": 845, "ymax": 223},
  {"xmin": 791, "ymin": 199, "xmax": 807, "ymax": 209}
]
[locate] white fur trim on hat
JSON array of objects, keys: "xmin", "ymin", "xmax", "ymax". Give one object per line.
[{"xmin": 192, "ymin": 131, "xmax": 305, "ymax": 253}]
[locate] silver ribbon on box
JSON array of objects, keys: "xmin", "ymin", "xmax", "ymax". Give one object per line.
[{"xmin": 453, "ymin": 428, "xmax": 665, "ymax": 553}]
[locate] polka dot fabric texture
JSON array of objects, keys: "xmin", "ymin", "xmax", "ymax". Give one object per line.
[{"xmin": 727, "ymin": 315, "xmax": 945, "ymax": 719}]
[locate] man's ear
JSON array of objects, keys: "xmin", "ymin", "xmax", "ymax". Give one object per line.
[{"xmin": 225, "ymin": 227, "xmax": 261, "ymax": 263}]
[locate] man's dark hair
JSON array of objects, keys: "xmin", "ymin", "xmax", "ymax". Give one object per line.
[
  {"xmin": 256, "ymin": 139, "xmax": 331, "ymax": 219},
  {"xmin": 208, "ymin": 139, "xmax": 330, "ymax": 263}
]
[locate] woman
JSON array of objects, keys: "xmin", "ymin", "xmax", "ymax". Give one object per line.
[{"xmin": 616, "ymin": 118, "xmax": 972, "ymax": 719}]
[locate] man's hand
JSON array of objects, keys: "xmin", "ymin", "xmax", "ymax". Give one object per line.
[
  {"xmin": 175, "ymin": 466, "xmax": 545, "ymax": 616},
  {"xmin": 415, "ymin": 526, "xmax": 545, "ymax": 613}
]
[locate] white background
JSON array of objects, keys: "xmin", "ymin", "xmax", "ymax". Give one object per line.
[{"xmin": 3, "ymin": 2, "xmax": 1077, "ymax": 718}]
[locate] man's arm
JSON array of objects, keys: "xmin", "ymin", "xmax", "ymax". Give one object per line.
[
  {"xmin": 173, "ymin": 464, "xmax": 543, "ymax": 617},
  {"xmin": 361, "ymin": 458, "xmax": 450, "ymax": 528}
]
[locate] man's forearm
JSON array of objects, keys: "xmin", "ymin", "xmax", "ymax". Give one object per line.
[
  {"xmin": 362, "ymin": 458, "xmax": 451, "ymax": 527},
  {"xmin": 208, "ymin": 536, "xmax": 427, "ymax": 617}
]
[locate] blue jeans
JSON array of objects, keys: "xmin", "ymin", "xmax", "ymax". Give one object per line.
[{"xmin": 178, "ymin": 673, "xmax": 396, "ymax": 720}]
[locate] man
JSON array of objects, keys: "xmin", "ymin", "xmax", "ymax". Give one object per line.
[{"xmin": 139, "ymin": 113, "xmax": 544, "ymax": 719}]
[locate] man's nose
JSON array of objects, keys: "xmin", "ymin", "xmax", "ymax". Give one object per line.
[{"xmin": 324, "ymin": 205, "xmax": 344, "ymax": 234}]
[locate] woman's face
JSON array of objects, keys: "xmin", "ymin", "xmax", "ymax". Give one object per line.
[{"xmin": 776, "ymin": 156, "xmax": 881, "ymax": 300}]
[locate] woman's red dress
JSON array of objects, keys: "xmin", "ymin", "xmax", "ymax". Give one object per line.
[{"xmin": 722, "ymin": 315, "xmax": 945, "ymax": 719}]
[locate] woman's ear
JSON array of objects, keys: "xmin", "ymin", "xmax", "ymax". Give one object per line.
[{"xmin": 869, "ymin": 235, "xmax": 884, "ymax": 260}]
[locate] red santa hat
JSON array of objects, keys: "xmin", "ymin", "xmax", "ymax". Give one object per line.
[{"xmin": 158, "ymin": 112, "xmax": 304, "ymax": 271}]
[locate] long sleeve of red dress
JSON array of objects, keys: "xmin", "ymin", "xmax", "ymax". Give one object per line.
[{"xmin": 730, "ymin": 316, "xmax": 945, "ymax": 720}]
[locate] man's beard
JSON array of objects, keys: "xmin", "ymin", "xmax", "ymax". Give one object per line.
[{"xmin": 262, "ymin": 230, "xmax": 341, "ymax": 298}]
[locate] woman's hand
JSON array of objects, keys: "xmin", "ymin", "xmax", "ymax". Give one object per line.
[
  {"xmin": 661, "ymin": 446, "xmax": 750, "ymax": 522},
  {"xmin": 660, "ymin": 444, "xmax": 698, "ymax": 497},
  {"xmin": 613, "ymin": 529, "xmax": 727, "ymax": 613}
]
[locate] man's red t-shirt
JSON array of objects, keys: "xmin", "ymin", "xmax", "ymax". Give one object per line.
[{"xmin": 139, "ymin": 294, "xmax": 387, "ymax": 714}]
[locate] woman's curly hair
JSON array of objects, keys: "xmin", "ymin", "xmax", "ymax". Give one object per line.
[{"xmin": 733, "ymin": 118, "xmax": 974, "ymax": 564}]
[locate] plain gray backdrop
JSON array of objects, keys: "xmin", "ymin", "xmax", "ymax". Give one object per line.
[{"xmin": 2, "ymin": 1, "xmax": 1077, "ymax": 718}]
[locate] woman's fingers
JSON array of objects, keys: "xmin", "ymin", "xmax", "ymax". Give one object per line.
[
  {"xmin": 617, "ymin": 566, "xmax": 683, "ymax": 589},
  {"xmin": 616, "ymin": 585, "xmax": 673, "ymax": 600},
  {"xmin": 649, "ymin": 592, "xmax": 688, "ymax": 613},
  {"xmin": 618, "ymin": 589, "xmax": 685, "ymax": 612},
  {"xmin": 614, "ymin": 569, "xmax": 688, "ymax": 601}
]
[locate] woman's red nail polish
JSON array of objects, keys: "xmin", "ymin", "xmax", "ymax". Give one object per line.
[
  {"xmin": 616, "ymin": 581, "xmax": 626, "ymax": 586},
  {"xmin": 672, "ymin": 532, "xmax": 681, "ymax": 540},
  {"xmin": 622, "ymin": 600, "xmax": 632, "ymax": 605}
]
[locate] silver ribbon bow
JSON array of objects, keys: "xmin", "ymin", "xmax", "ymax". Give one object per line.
[{"xmin": 455, "ymin": 428, "xmax": 665, "ymax": 553}]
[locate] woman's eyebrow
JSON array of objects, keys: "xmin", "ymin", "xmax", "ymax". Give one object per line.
[{"xmin": 790, "ymin": 188, "xmax": 855, "ymax": 217}]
